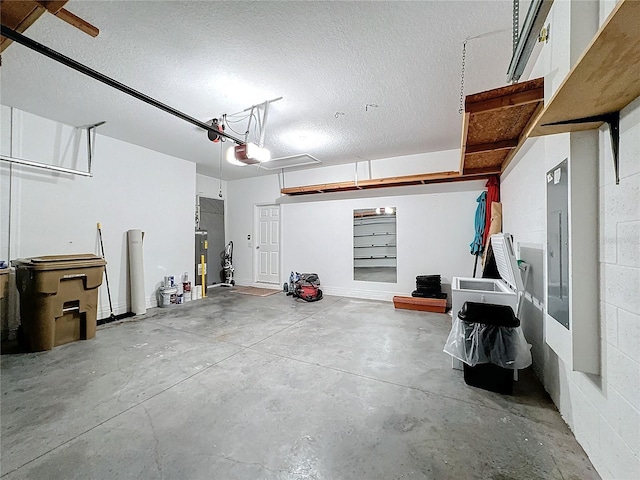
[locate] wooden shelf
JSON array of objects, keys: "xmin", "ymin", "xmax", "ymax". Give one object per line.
[
  {"xmin": 354, "ymin": 233, "xmax": 395, "ymax": 237},
  {"xmin": 393, "ymin": 296, "xmax": 447, "ymax": 313},
  {"xmin": 460, "ymin": 78, "xmax": 544, "ymax": 175},
  {"xmin": 529, "ymin": 0, "xmax": 640, "ymax": 138},
  {"xmin": 281, "ymin": 170, "xmax": 497, "ymax": 196},
  {"xmin": 282, "ymin": 1, "xmax": 638, "ymax": 197},
  {"xmin": 354, "ymin": 220, "xmax": 396, "ymax": 226}
]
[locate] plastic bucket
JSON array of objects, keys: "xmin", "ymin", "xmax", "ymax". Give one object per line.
[{"xmin": 158, "ymin": 286, "xmax": 178, "ymax": 308}]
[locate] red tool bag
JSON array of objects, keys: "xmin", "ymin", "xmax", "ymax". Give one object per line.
[{"xmin": 293, "ymin": 273, "xmax": 323, "ymax": 302}]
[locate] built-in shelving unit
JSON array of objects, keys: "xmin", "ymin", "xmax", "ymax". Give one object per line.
[{"xmin": 353, "ymin": 214, "xmax": 396, "ymax": 268}]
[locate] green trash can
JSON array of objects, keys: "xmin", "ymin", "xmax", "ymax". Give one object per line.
[{"xmin": 12, "ymin": 254, "xmax": 106, "ymax": 352}]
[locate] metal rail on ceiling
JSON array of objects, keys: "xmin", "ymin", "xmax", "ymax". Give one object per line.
[{"xmin": 0, "ymin": 25, "xmax": 245, "ymax": 145}]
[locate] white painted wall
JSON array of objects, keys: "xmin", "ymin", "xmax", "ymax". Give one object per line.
[
  {"xmin": 501, "ymin": 1, "xmax": 640, "ymax": 478},
  {"xmin": 281, "ymin": 149, "xmax": 460, "ymax": 188},
  {"xmin": 369, "ymin": 149, "xmax": 460, "ymax": 179},
  {"xmin": 281, "ymin": 185, "xmax": 484, "ymax": 301},
  {"xmin": 0, "ymin": 107, "xmax": 196, "ymax": 323},
  {"xmin": 227, "ymin": 155, "xmax": 486, "ymax": 299},
  {"xmin": 196, "ymin": 173, "xmax": 227, "ymax": 200},
  {"xmin": 226, "ymin": 174, "xmax": 281, "ymax": 286}
]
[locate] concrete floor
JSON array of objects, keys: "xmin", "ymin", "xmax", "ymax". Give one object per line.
[
  {"xmin": 1, "ymin": 291, "xmax": 599, "ymax": 480},
  {"xmin": 353, "ymin": 267, "xmax": 397, "ymax": 283}
]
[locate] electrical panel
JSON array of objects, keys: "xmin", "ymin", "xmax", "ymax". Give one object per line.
[{"xmin": 546, "ymin": 159, "xmax": 569, "ymax": 329}]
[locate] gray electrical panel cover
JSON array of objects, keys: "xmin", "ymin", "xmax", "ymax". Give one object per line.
[{"xmin": 546, "ymin": 159, "xmax": 569, "ymax": 329}]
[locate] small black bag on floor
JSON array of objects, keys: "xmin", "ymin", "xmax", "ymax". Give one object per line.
[{"xmin": 412, "ymin": 274, "xmax": 447, "ymax": 300}]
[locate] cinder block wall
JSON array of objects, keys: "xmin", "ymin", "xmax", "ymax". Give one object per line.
[{"xmin": 500, "ymin": 0, "xmax": 640, "ymax": 472}]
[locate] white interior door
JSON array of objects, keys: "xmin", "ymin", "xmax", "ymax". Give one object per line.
[{"xmin": 255, "ymin": 205, "xmax": 280, "ymax": 284}]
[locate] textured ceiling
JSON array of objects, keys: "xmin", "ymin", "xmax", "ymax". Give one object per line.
[{"xmin": 0, "ymin": 1, "xmax": 513, "ymax": 181}]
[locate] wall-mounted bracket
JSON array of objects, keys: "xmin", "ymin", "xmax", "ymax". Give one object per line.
[
  {"xmin": 0, "ymin": 120, "xmax": 106, "ymax": 177},
  {"xmin": 543, "ymin": 112, "xmax": 620, "ymax": 185},
  {"xmin": 82, "ymin": 121, "xmax": 106, "ymax": 174}
]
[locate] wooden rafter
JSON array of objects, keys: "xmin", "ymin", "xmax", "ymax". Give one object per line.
[
  {"xmin": 465, "ymin": 139, "xmax": 519, "ymax": 155},
  {"xmin": 49, "ymin": 6, "xmax": 99, "ymax": 37},
  {"xmin": 1, "ymin": 0, "xmax": 98, "ymax": 53},
  {"xmin": 281, "ymin": 170, "xmax": 498, "ymax": 196},
  {"xmin": 465, "ymin": 86, "xmax": 544, "ymax": 114},
  {"xmin": 460, "ymin": 77, "xmax": 544, "ymax": 175},
  {"xmin": 500, "ymin": 101, "xmax": 544, "ymax": 173}
]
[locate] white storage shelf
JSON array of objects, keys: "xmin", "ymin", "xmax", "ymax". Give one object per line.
[{"xmin": 354, "ymin": 215, "xmax": 396, "ymax": 267}]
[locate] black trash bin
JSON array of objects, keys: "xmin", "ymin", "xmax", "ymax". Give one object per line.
[{"xmin": 457, "ymin": 302, "xmax": 520, "ymax": 395}]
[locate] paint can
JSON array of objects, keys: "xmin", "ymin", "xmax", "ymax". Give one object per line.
[
  {"xmin": 158, "ymin": 286, "xmax": 178, "ymax": 307},
  {"xmin": 183, "ymin": 281, "xmax": 192, "ymax": 302}
]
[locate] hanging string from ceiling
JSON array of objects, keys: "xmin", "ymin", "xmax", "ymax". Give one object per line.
[
  {"xmin": 219, "ymin": 136, "xmax": 224, "ymax": 197},
  {"xmin": 457, "ymin": 28, "xmax": 512, "ymax": 114}
]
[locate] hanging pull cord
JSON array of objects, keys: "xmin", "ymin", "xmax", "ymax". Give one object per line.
[
  {"xmin": 458, "ymin": 40, "xmax": 466, "ymax": 115},
  {"xmin": 457, "ymin": 28, "xmax": 511, "ymax": 114},
  {"xmin": 219, "ymin": 134, "xmax": 224, "ymax": 198}
]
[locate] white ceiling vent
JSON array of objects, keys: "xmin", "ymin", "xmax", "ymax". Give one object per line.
[{"xmin": 260, "ymin": 154, "xmax": 321, "ymax": 170}]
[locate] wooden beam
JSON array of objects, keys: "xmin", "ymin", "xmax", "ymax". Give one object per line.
[
  {"xmin": 465, "ymin": 87, "xmax": 544, "ymax": 114},
  {"xmin": 36, "ymin": 1, "xmax": 67, "ymax": 14},
  {"xmin": 280, "ymin": 170, "xmax": 494, "ymax": 196},
  {"xmin": 0, "ymin": 1, "xmax": 99, "ymax": 51},
  {"xmin": 0, "ymin": 1, "xmax": 49, "ymax": 52},
  {"xmin": 459, "ymin": 77, "xmax": 544, "ymax": 175},
  {"xmin": 462, "ymin": 167, "xmax": 502, "ymax": 176},
  {"xmin": 53, "ymin": 8, "xmax": 99, "ymax": 37},
  {"xmin": 465, "ymin": 139, "xmax": 518, "ymax": 154},
  {"xmin": 501, "ymin": 102, "xmax": 544, "ymax": 173},
  {"xmin": 358, "ymin": 171, "xmax": 460, "ymax": 186}
]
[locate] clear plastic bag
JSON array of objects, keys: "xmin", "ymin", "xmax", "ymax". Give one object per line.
[{"xmin": 443, "ymin": 319, "xmax": 532, "ymax": 369}]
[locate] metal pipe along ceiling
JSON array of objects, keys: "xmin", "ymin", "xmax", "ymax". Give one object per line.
[{"xmin": 0, "ymin": 25, "xmax": 245, "ymax": 145}]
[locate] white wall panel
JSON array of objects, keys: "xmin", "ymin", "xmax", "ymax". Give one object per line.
[{"xmin": 0, "ymin": 108, "xmax": 196, "ymax": 319}]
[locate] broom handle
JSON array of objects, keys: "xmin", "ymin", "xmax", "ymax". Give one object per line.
[{"xmin": 97, "ymin": 222, "xmax": 114, "ymax": 316}]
